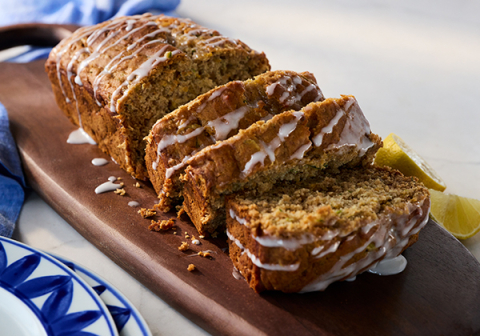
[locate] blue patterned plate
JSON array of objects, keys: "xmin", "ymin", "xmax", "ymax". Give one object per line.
[
  {"xmin": 0, "ymin": 236, "xmax": 118, "ymax": 336},
  {"xmin": 52, "ymin": 255, "xmax": 152, "ymax": 336}
]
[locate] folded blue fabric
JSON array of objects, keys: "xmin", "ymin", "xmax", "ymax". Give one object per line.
[
  {"xmin": 2, "ymin": 0, "xmax": 181, "ymax": 62},
  {"xmin": 0, "ymin": 103, "xmax": 26, "ymax": 238},
  {"xmin": 0, "ymin": 0, "xmax": 181, "ymax": 237}
]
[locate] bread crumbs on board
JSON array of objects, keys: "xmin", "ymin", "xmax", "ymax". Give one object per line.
[
  {"xmin": 149, "ymin": 218, "xmax": 175, "ymax": 231},
  {"xmin": 178, "ymin": 242, "xmax": 189, "ymax": 251},
  {"xmin": 138, "ymin": 208, "xmax": 156, "ymax": 218}
]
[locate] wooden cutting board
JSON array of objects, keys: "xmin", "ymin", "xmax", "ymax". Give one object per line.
[{"xmin": 2, "ymin": 59, "xmax": 480, "ymax": 336}]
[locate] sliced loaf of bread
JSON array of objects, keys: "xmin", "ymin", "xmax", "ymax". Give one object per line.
[
  {"xmin": 182, "ymin": 95, "xmax": 382, "ymax": 235},
  {"xmin": 145, "ymin": 70, "xmax": 324, "ymax": 211},
  {"xmin": 46, "ymin": 13, "xmax": 270, "ymax": 179}
]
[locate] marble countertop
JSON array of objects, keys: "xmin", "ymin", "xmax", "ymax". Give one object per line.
[{"xmin": 13, "ymin": 0, "xmax": 480, "ymax": 335}]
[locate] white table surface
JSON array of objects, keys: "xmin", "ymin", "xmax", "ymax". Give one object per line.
[{"xmin": 11, "ymin": 0, "xmax": 480, "ymax": 335}]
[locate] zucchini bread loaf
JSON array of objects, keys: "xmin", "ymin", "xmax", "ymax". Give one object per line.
[
  {"xmin": 145, "ymin": 70, "xmax": 324, "ymax": 211},
  {"xmin": 226, "ymin": 166, "xmax": 430, "ymax": 293},
  {"xmin": 46, "ymin": 13, "xmax": 270, "ymax": 179},
  {"xmin": 182, "ymin": 95, "xmax": 382, "ymax": 235}
]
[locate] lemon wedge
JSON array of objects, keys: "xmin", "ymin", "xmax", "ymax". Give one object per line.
[
  {"xmin": 374, "ymin": 133, "xmax": 446, "ymax": 191},
  {"xmin": 430, "ymin": 189, "xmax": 480, "ymax": 239}
]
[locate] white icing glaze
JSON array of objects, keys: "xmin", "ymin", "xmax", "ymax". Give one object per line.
[
  {"xmin": 74, "ymin": 28, "xmax": 122, "ymax": 86},
  {"xmin": 128, "ymin": 201, "xmax": 140, "ymax": 207},
  {"xmin": 95, "ymin": 180, "xmax": 121, "ymax": 194},
  {"xmin": 67, "ymin": 128, "xmax": 97, "ymax": 145},
  {"xmin": 201, "ymin": 35, "xmax": 238, "ymax": 48},
  {"xmin": 164, "ymin": 155, "xmax": 192, "ymax": 179},
  {"xmin": 226, "ymin": 229, "xmax": 300, "ymax": 272},
  {"xmin": 206, "ymin": 106, "xmax": 249, "ymax": 140},
  {"xmin": 108, "ymin": 176, "xmax": 117, "ymax": 182},
  {"xmin": 91, "ymin": 158, "xmax": 109, "ymax": 166},
  {"xmin": 241, "ymin": 112, "xmax": 304, "ymax": 176},
  {"xmin": 265, "ymin": 75, "xmax": 324, "ymax": 107},
  {"xmin": 125, "ymin": 19, "xmax": 136, "ymax": 32},
  {"xmin": 232, "ymin": 266, "xmax": 244, "ymax": 280},
  {"xmin": 255, "ymin": 234, "xmax": 316, "ymax": 251},
  {"xmin": 156, "ymin": 127, "xmax": 204, "ymax": 155},
  {"xmin": 55, "ymin": 14, "xmax": 178, "ymax": 113},
  {"xmin": 311, "ymin": 98, "xmax": 375, "ymax": 158},
  {"xmin": 312, "ymin": 108, "xmax": 345, "ymax": 147},
  {"xmin": 66, "ymin": 47, "xmax": 89, "ymax": 122},
  {"xmin": 110, "ymin": 46, "xmax": 181, "ymax": 113},
  {"xmin": 241, "ymin": 150, "xmax": 268, "ymax": 176},
  {"xmin": 289, "ymin": 142, "xmax": 312, "ymax": 161},
  {"xmin": 368, "ymin": 255, "xmax": 407, "ymax": 275},
  {"xmin": 178, "ymin": 116, "xmax": 194, "ymax": 130},
  {"xmin": 312, "ymin": 241, "xmax": 341, "ymax": 259},
  {"xmin": 278, "ymin": 111, "xmax": 303, "ymax": 140},
  {"xmin": 300, "ymin": 201, "xmax": 429, "ymax": 292},
  {"xmin": 229, "ymin": 209, "xmax": 248, "ymax": 225},
  {"xmin": 326, "ymin": 99, "xmax": 374, "ymax": 157},
  {"xmin": 93, "ymin": 34, "xmax": 168, "ymax": 106}
]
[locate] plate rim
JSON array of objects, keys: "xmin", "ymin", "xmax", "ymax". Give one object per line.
[
  {"xmin": 0, "ymin": 236, "xmax": 119, "ymax": 336},
  {"xmin": 51, "ymin": 253, "xmax": 152, "ymax": 336}
]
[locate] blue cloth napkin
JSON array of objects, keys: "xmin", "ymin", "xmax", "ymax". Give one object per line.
[
  {"xmin": 0, "ymin": 0, "xmax": 181, "ymax": 237},
  {"xmin": 0, "ymin": 103, "xmax": 26, "ymax": 238}
]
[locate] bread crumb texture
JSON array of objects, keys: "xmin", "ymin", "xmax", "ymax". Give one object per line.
[{"xmin": 229, "ymin": 166, "xmax": 429, "ymax": 238}]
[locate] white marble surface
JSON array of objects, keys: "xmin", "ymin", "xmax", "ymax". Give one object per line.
[{"xmin": 11, "ymin": 0, "xmax": 480, "ymax": 335}]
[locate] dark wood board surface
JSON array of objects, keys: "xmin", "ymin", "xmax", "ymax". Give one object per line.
[{"xmin": 1, "ymin": 59, "xmax": 480, "ymax": 336}]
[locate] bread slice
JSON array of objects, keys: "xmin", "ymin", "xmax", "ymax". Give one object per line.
[
  {"xmin": 182, "ymin": 95, "xmax": 382, "ymax": 235},
  {"xmin": 145, "ymin": 70, "xmax": 324, "ymax": 211},
  {"xmin": 226, "ymin": 166, "xmax": 430, "ymax": 293},
  {"xmin": 46, "ymin": 13, "xmax": 270, "ymax": 179}
]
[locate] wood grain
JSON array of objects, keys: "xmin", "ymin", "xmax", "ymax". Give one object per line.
[{"xmin": 1, "ymin": 59, "xmax": 480, "ymax": 336}]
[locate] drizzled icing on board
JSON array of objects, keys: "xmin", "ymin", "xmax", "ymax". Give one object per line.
[{"xmin": 67, "ymin": 128, "xmax": 96, "ymax": 144}]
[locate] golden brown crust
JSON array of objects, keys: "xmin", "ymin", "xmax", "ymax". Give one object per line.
[
  {"xmin": 182, "ymin": 95, "xmax": 382, "ymax": 235},
  {"xmin": 144, "ymin": 70, "xmax": 324, "ymax": 211},
  {"xmin": 46, "ymin": 13, "xmax": 270, "ymax": 179},
  {"xmin": 226, "ymin": 166, "xmax": 430, "ymax": 293}
]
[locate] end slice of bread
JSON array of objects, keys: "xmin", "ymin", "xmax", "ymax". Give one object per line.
[{"xmin": 226, "ymin": 166, "xmax": 430, "ymax": 293}]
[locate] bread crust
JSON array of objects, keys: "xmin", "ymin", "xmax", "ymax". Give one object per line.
[
  {"xmin": 225, "ymin": 166, "xmax": 430, "ymax": 293},
  {"xmin": 46, "ymin": 13, "xmax": 270, "ymax": 179}
]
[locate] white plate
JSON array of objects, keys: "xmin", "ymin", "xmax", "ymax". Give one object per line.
[
  {"xmin": 52, "ymin": 255, "xmax": 152, "ymax": 336},
  {"xmin": 0, "ymin": 236, "xmax": 118, "ymax": 336}
]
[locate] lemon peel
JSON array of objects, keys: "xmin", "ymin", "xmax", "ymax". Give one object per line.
[
  {"xmin": 430, "ymin": 189, "xmax": 480, "ymax": 239},
  {"xmin": 374, "ymin": 133, "xmax": 446, "ymax": 191}
]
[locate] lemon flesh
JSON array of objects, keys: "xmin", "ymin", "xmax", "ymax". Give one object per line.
[
  {"xmin": 374, "ymin": 133, "xmax": 446, "ymax": 191},
  {"xmin": 430, "ymin": 189, "xmax": 480, "ymax": 239}
]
